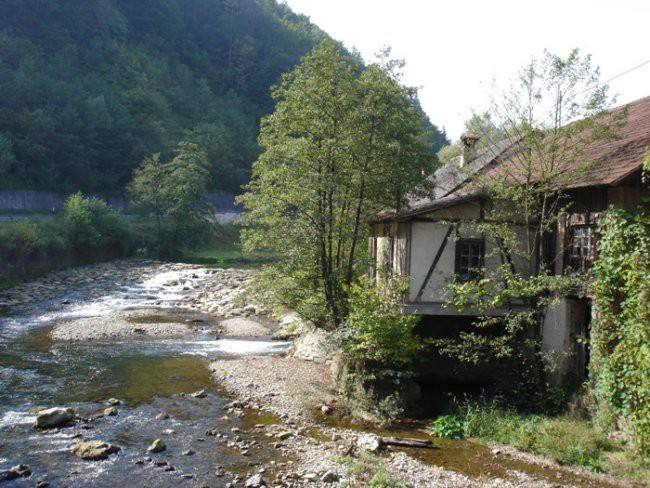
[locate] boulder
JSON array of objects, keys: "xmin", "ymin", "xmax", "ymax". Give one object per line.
[
  {"xmin": 321, "ymin": 471, "xmax": 340, "ymax": 483},
  {"xmin": 35, "ymin": 407, "xmax": 74, "ymax": 429},
  {"xmin": 0, "ymin": 464, "xmax": 31, "ymax": 481},
  {"xmin": 72, "ymin": 441, "xmax": 121, "ymax": 460},
  {"xmin": 106, "ymin": 398, "xmax": 121, "ymax": 406},
  {"xmin": 104, "ymin": 407, "xmax": 118, "ymax": 416},
  {"xmin": 147, "ymin": 438, "xmax": 166, "ymax": 453},
  {"xmin": 191, "ymin": 389, "xmax": 207, "ymax": 398},
  {"xmin": 357, "ymin": 434, "xmax": 382, "ymax": 453},
  {"xmin": 245, "ymin": 473, "xmax": 266, "ymax": 487}
]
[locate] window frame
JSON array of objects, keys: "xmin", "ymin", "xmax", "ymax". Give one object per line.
[
  {"xmin": 567, "ymin": 225, "xmax": 596, "ymax": 271},
  {"xmin": 455, "ymin": 238, "xmax": 485, "ymax": 282}
]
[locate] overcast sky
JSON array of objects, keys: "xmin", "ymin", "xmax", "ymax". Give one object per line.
[{"xmin": 283, "ymin": 0, "xmax": 650, "ymax": 142}]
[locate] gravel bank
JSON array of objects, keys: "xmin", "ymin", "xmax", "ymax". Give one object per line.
[{"xmin": 211, "ymin": 355, "xmax": 636, "ymax": 488}]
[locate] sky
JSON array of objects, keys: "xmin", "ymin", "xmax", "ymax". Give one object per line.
[{"xmin": 283, "ymin": 0, "xmax": 650, "ymax": 142}]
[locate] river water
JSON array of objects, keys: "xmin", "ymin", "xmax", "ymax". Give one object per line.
[{"xmin": 0, "ymin": 267, "xmax": 290, "ymax": 487}]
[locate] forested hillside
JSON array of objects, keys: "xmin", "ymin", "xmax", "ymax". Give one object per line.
[{"xmin": 0, "ymin": 0, "xmax": 447, "ymax": 195}]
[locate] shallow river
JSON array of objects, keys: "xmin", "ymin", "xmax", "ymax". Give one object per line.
[{"xmin": 0, "ymin": 267, "xmax": 289, "ymax": 487}]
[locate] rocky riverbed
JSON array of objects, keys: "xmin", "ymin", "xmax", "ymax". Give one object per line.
[{"xmin": 0, "ymin": 260, "xmax": 638, "ymax": 488}]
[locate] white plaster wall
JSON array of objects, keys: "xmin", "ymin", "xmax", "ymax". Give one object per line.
[
  {"xmin": 409, "ymin": 222, "xmax": 454, "ymax": 302},
  {"xmin": 408, "ymin": 222, "xmax": 509, "ymax": 303},
  {"xmin": 542, "ymin": 298, "xmax": 588, "ymax": 383}
]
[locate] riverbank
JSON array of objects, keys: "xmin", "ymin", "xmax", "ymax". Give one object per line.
[
  {"xmin": 211, "ymin": 355, "xmax": 638, "ymax": 487},
  {"xmin": 0, "ymin": 260, "xmax": 642, "ymax": 487},
  {"xmin": 0, "ymin": 260, "xmax": 279, "ymax": 341}
]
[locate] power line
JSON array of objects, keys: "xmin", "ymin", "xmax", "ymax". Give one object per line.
[{"xmin": 602, "ymin": 58, "xmax": 650, "ymax": 86}]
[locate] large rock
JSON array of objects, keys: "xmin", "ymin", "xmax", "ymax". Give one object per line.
[
  {"xmin": 245, "ymin": 474, "xmax": 266, "ymax": 487},
  {"xmin": 72, "ymin": 441, "xmax": 121, "ymax": 460},
  {"xmin": 292, "ymin": 324, "xmax": 330, "ymax": 363},
  {"xmin": 357, "ymin": 434, "xmax": 382, "ymax": 453},
  {"xmin": 34, "ymin": 407, "xmax": 74, "ymax": 429},
  {"xmin": 0, "ymin": 464, "xmax": 31, "ymax": 481},
  {"xmin": 219, "ymin": 318, "xmax": 270, "ymax": 338},
  {"xmin": 147, "ymin": 438, "xmax": 166, "ymax": 453}
]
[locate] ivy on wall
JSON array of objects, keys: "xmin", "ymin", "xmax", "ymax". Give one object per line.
[{"xmin": 591, "ymin": 197, "xmax": 650, "ymax": 456}]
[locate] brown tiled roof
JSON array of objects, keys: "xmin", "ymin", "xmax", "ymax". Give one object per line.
[
  {"xmin": 379, "ymin": 96, "xmax": 650, "ymax": 222},
  {"xmin": 564, "ymin": 95, "xmax": 650, "ymax": 188},
  {"xmin": 453, "ymin": 96, "xmax": 650, "ymax": 194}
]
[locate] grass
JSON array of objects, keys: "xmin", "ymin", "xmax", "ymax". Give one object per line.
[
  {"xmin": 334, "ymin": 454, "xmax": 408, "ymax": 487},
  {"xmin": 430, "ymin": 406, "xmax": 650, "ymax": 484},
  {"xmin": 179, "ymin": 223, "xmax": 276, "ymax": 268},
  {"xmin": 180, "ymin": 241, "xmax": 276, "ymax": 268}
]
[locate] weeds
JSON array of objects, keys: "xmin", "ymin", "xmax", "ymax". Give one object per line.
[
  {"xmin": 431, "ymin": 406, "xmax": 619, "ymax": 473},
  {"xmin": 334, "ymin": 454, "xmax": 407, "ymax": 487}
]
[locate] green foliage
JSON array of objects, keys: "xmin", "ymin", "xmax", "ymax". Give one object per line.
[
  {"xmin": 0, "ymin": 0, "xmax": 447, "ymax": 194},
  {"xmin": 128, "ymin": 141, "xmax": 213, "ymax": 257},
  {"xmin": 591, "ymin": 204, "xmax": 650, "ymax": 457},
  {"xmin": 339, "ymin": 277, "xmax": 424, "ymax": 370},
  {"xmin": 239, "ymin": 41, "xmax": 436, "ymax": 328},
  {"xmin": 335, "ymin": 454, "xmax": 407, "ymax": 487},
  {"xmin": 335, "ymin": 277, "xmax": 424, "ymax": 425},
  {"xmin": 367, "ymin": 471, "xmax": 409, "ymax": 488},
  {"xmin": 63, "ymin": 192, "xmax": 128, "ymax": 253},
  {"xmin": 435, "ymin": 49, "xmax": 616, "ymax": 409},
  {"xmin": 430, "ymin": 414, "xmax": 466, "ymax": 439},
  {"xmin": 0, "ymin": 0, "xmax": 322, "ymax": 193},
  {"xmin": 432, "ymin": 407, "xmax": 615, "ymax": 471}
]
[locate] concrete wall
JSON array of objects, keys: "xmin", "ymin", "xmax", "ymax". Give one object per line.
[
  {"xmin": 0, "ymin": 190, "xmax": 129, "ymax": 211},
  {"xmin": 0, "ymin": 190, "xmax": 239, "ymax": 212},
  {"xmin": 542, "ymin": 298, "xmax": 589, "ymax": 383}
]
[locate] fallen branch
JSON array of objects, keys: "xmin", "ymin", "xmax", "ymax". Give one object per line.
[{"xmin": 380, "ymin": 436, "xmax": 433, "ymax": 449}]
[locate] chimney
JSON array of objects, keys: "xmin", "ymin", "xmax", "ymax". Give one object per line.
[{"xmin": 459, "ymin": 132, "xmax": 479, "ymax": 167}]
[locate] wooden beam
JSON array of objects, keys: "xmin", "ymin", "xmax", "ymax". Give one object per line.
[
  {"xmin": 415, "ymin": 225, "xmax": 454, "ymax": 302},
  {"xmin": 402, "ymin": 302, "xmax": 529, "ymax": 316}
]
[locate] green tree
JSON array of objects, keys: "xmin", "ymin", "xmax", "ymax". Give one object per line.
[
  {"xmin": 128, "ymin": 141, "xmax": 213, "ymax": 256},
  {"xmin": 63, "ymin": 192, "xmax": 127, "ymax": 253},
  {"xmin": 436, "ymin": 49, "xmax": 618, "ymax": 407},
  {"xmin": 437, "ymin": 111, "xmax": 506, "ymax": 164},
  {"xmin": 239, "ymin": 41, "xmax": 436, "ymax": 328}
]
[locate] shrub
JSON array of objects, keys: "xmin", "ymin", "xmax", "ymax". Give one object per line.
[
  {"xmin": 63, "ymin": 192, "xmax": 129, "ymax": 253},
  {"xmin": 430, "ymin": 414, "xmax": 466, "ymax": 439},
  {"xmin": 338, "ymin": 276, "xmax": 424, "ymax": 374},
  {"xmin": 368, "ymin": 470, "xmax": 408, "ymax": 488}
]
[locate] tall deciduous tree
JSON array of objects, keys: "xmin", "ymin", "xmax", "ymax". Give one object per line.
[
  {"xmin": 128, "ymin": 141, "xmax": 212, "ymax": 256},
  {"xmin": 437, "ymin": 49, "xmax": 619, "ymax": 406},
  {"xmin": 239, "ymin": 41, "xmax": 436, "ymax": 329}
]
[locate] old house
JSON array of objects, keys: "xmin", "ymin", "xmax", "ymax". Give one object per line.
[{"xmin": 371, "ymin": 96, "xmax": 650, "ymax": 388}]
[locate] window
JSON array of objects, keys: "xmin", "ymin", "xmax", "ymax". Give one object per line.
[
  {"xmin": 455, "ymin": 239, "xmax": 484, "ymax": 281},
  {"xmin": 568, "ymin": 226, "xmax": 596, "ymax": 270}
]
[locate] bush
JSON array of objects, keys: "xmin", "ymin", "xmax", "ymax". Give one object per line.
[
  {"xmin": 63, "ymin": 192, "xmax": 130, "ymax": 254},
  {"xmin": 430, "ymin": 414, "xmax": 466, "ymax": 439},
  {"xmin": 334, "ymin": 276, "xmax": 425, "ymax": 424},
  {"xmin": 338, "ymin": 276, "xmax": 424, "ymax": 373}
]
